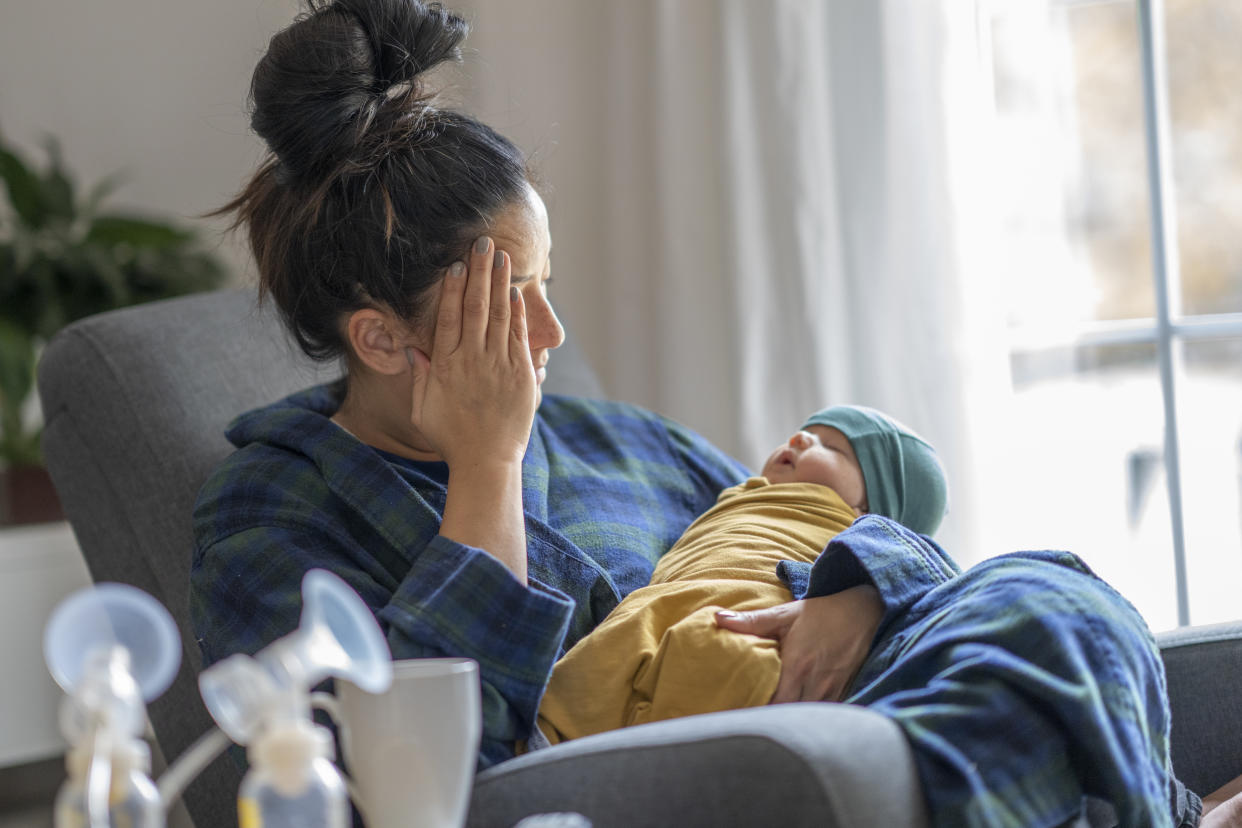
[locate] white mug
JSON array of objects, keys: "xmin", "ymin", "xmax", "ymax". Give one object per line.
[{"xmin": 315, "ymin": 657, "xmax": 481, "ymax": 828}]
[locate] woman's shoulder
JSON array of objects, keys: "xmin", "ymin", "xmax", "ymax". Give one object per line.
[
  {"xmin": 192, "ymin": 438, "xmax": 334, "ymax": 540},
  {"xmin": 537, "ymin": 393, "xmax": 659, "ymax": 427},
  {"xmin": 193, "ymin": 383, "xmax": 358, "ymax": 534},
  {"xmin": 536, "ymin": 394, "xmax": 745, "ymax": 476},
  {"xmin": 537, "ymin": 392, "xmax": 647, "ymax": 416},
  {"xmin": 536, "ymin": 394, "xmax": 689, "ymax": 449},
  {"xmin": 537, "ymin": 393, "xmax": 719, "ymax": 437},
  {"xmin": 224, "ymin": 382, "xmax": 341, "ymax": 449}
]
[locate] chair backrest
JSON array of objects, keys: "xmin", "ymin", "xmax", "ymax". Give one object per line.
[{"xmin": 37, "ymin": 288, "xmax": 603, "ymax": 826}]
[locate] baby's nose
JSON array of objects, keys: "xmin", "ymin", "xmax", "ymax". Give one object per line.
[{"xmin": 789, "ymin": 431, "xmax": 813, "ymax": 450}]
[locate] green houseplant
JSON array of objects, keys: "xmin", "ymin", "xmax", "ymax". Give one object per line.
[{"xmin": 0, "ymin": 131, "xmax": 226, "ymax": 523}]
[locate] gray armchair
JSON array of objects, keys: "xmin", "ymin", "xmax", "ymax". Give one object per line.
[{"xmin": 37, "ymin": 289, "xmax": 1242, "ymax": 827}]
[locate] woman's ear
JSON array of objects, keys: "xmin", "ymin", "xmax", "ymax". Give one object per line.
[{"xmin": 343, "ymin": 308, "xmax": 411, "ymax": 376}]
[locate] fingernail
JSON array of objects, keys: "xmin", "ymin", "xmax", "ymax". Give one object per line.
[
  {"xmin": 510, "ymin": 286, "xmax": 519, "ymax": 302},
  {"xmin": 475, "ymin": 236, "xmax": 490, "ymax": 254},
  {"xmin": 715, "ymin": 610, "xmax": 738, "ymax": 620},
  {"xmin": 449, "ymin": 261, "xmax": 465, "ymax": 277},
  {"xmin": 494, "ymin": 250, "xmax": 505, "ymax": 270}
]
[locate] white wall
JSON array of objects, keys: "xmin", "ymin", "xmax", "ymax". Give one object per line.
[
  {"xmin": 1, "ymin": 0, "xmax": 862, "ymax": 468},
  {"xmin": 0, "ymin": 524, "xmax": 90, "ymax": 766},
  {"xmin": 0, "ymin": 0, "xmax": 303, "ymax": 283},
  {"xmin": 447, "ymin": 1, "xmax": 739, "ymax": 450},
  {"xmin": 1, "ymin": 0, "xmax": 628, "ymax": 414}
]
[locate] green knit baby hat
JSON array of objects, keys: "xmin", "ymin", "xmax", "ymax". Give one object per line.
[{"xmin": 801, "ymin": 405, "xmax": 948, "ymax": 536}]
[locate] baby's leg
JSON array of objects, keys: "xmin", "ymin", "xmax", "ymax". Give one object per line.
[{"xmin": 850, "ymin": 553, "xmax": 1177, "ymax": 827}]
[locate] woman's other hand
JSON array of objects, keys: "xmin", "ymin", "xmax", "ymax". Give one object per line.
[
  {"xmin": 408, "ymin": 236, "xmax": 537, "ymax": 468},
  {"xmin": 714, "ymin": 585, "xmax": 884, "ymax": 703}
]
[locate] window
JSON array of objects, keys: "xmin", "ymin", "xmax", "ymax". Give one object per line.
[{"xmin": 987, "ymin": 0, "xmax": 1242, "ymax": 629}]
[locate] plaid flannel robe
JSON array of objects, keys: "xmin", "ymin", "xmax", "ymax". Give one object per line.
[
  {"xmin": 190, "ymin": 383, "xmax": 749, "ymax": 768},
  {"xmin": 787, "ymin": 515, "xmax": 1197, "ymax": 828}
]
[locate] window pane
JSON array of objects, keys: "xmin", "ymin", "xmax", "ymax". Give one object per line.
[
  {"xmin": 997, "ymin": 342, "xmax": 1178, "ymax": 631},
  {"xmin": 991, "ymin": 1, "xmax": 1155, "ymax": 330},
  {"xmin": 1063, "ymin": 1, "xmax": 1156, "ymax": 322},
  {"xmin": 1179, "ymin": 337, "xmax": 1242, "ymax": 624},
  {"xmin": 1167, "ymin": 0, "xmax": 1242, "ymax": 315}
]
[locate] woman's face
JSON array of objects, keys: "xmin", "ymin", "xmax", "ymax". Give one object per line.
[
  {"xmin": 489, "ymin": 185, "xmax": 564, "ymax": 403},
  {"xmin": 417, "ymin": 183, "xmax": 564, "ymax": 403}
]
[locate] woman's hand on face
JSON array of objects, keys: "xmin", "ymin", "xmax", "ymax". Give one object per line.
[
  {"xmin": 714, "ymin": 585, "xmax": 884, "ymax": 703},
  {"xmin": 407, "ymin": 237, "xmax": 537, "ymax": 468}
]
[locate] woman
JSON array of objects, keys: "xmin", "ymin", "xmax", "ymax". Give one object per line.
[
  {"xmin": 191, "ymin": 1, "xmax": 1242, "ymax": 825},
  {"xmin": 191, "ymin": 0, "xmax": 762, "ymax": 771}
]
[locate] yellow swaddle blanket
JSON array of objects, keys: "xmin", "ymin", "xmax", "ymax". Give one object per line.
[{"xmin": 535, "ymin": 477, "xmax": 856, "ymax": 745}]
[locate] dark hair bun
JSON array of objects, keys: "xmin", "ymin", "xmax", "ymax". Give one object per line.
[
  {"xmin": 250, "ymin": 0, "xmax": 467, "ymax": 181},
  {"xmin": 219, "ymin": 0, "xmax": 530, "ymax": 363},
  {"xmin": 337, "ymin": 0, "xmax": 467, "ymax": 90}
]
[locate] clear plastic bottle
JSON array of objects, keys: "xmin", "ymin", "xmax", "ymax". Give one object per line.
[
  {"xmin": 55, "ymin": 737, "xmax": 163, "ymax": 828},
  {"xmin": 44, "ymin": 585, "xmax": 181, "ymax": 828},
  {"xmin": 237, "ymin": 719, "xmax": 347, "ymax": 828}
]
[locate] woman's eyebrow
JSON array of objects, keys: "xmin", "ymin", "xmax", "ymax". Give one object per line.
[{"xmin": 510, "ymin": 249, "xmax": 552, "ymax": 284}]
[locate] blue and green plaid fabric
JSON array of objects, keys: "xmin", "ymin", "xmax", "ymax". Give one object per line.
[
  {"xmin": 193, "ymin": 383, "xmax": 1198, "ymax": 823},
  {"xmin": 190, "ymin": 383, "xmax": 748, "ymax": 768},
  {"xmin": 807, "ymin": 515, "xmax": 1197, "ymax": 828}
]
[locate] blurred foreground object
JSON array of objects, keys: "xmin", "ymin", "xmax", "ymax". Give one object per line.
[
  {"xmin": 44, "ymin": 582, "xmax": 180, "ymax": 828},
  {"xmin": 199, "ymin": 569, "xmax": 393, "ymax": 828}
]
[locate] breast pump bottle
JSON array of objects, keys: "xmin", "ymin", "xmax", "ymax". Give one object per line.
[
  {"xmin": 198, "ymin": 569, "xmax": 393, "ymax": 828},
  {"xmin": 236, "ymin": 717, "xmax": 343, "ymax": 828},
  {"xmin": 43, "ymin": 583, "xmax": 181, "ymax": 828}
]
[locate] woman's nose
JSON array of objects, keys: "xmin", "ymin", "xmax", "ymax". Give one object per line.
[{"xmin": 527, "ymin": 291, "xmax": 565, "ymax": 351}]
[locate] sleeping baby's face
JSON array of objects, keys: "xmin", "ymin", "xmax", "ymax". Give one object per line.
[{"xmin": 760, "ymin": 425, "xmax": 868, "ymax": 515}]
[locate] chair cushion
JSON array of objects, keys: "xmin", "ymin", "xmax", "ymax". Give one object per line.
[
  {"xmin": 1157, "ymin": 621, "xmax": 1242, "ymax": 797},
  {"xmin": 469, "ymin": 704, "xmax": 927, "ymax": 828}
]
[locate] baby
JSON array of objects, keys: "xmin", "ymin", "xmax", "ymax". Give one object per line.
[{"xmin": 533, "ymin": 405, "xmax": 948, "ymax": 746}]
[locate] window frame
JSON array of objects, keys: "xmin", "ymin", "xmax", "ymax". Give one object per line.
[{"xmin": 1049, "ymin": 0, "xmax": 1242, "ymax": 624}]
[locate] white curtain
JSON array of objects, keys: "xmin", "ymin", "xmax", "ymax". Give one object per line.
[{"xmin": 458, "ymin": 0, "xmax": 1011, "ymax": 563}]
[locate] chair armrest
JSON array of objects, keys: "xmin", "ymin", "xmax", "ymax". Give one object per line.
[
  {"xmin": 467, "ymin": 703, "xmax": 927, "ymax": 828},
  {"xmin": 1157, "ymin": 621, "xmax": 1242, "ymax": 797}
]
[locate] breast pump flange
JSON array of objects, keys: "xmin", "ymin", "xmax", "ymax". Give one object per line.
[
  {"xmin": 198, "ymin": 569, "xmax": 394, "ymax": 828},
  {"xmin": 43, "ymin": 570, "xmax": 393, "ymax": 828},
  {"xmin": 44, "ymin": 582, "xmax": 181, "ymax": 828}
]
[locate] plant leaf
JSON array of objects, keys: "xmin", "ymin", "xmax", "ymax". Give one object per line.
[
  {"xmin": 87, "ymin": 214, "xmax": 194, "ymax": 248},
  {"xmin": 39, "ymin": 137, "xmax": 76, "ymax": 223},
  {"xmin": 0, "ymin": 144, "xmax": 46, "ymax": 229},
  {"xmin": 81, "ymin": 170, "xmax": 126, "ymax": 222},
  {"xmin": 0, "ymin": 318, "xmax": 37, "ymax": 467}
]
